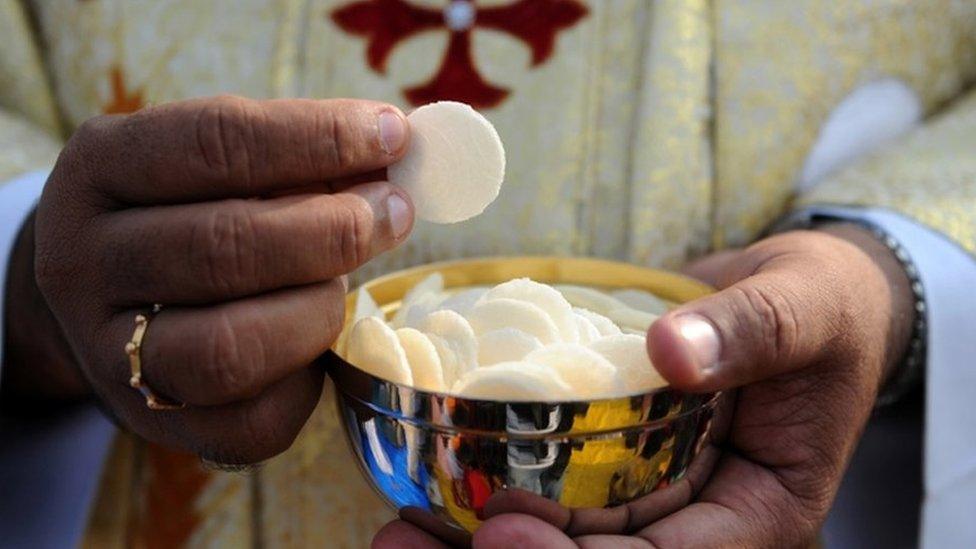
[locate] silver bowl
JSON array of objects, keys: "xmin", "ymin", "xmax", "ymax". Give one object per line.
[{"xmin": 328, "ymin": 257, "xmax": 718, "ymax": 535}]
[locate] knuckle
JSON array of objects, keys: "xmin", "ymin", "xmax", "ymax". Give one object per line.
[
  {"xmin": 240, "ymin": 403, "xmax": 300, "ymax": 461},
  {"xmin": 33, "ymin": 221, "xmax": 86, "ymax": 307},
  {"xmin": 57, "ymin": 116, "xmax": 112, "ymax": 190},
  {"xmin": 200, "ymin": 311, "xmax": 259, "ymax": 400},
  {"xmin": 33, "ymin": 245, "xmax": 63, "ymax": 299},
  {"xmin": 324, "ymin": 198, "xmax": 373, "ymax": 272},
  {"xmin": 734, "ymin": 284, "xmax": 801, "ymax": 366},
  {"xmin": 317, "ymin": 108, "xmax": 360, "ymax": 172},
  {"xmin": 192, "ymin": 201, "xmax": 260, "ymax": 295},
  {"xmin": 188, "ymin": 95, "xmax": 261, "ymax": 184},
  {"xmin": 68, "ymin": 116, "xmax": 110, "ymax": 152}
]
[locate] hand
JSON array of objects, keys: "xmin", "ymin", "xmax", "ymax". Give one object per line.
[
  {"xmin": 7, "ymin": 96, "xmax": 413, "ymax": 463},
  {"xmin": 374, "ymin": 224, "xmax": 915, "ymax": 548}
]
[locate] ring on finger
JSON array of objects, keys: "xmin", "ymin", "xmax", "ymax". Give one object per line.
[{"xmin": 125, "ymin": 304, "xmax": 186, "ymax": 410}]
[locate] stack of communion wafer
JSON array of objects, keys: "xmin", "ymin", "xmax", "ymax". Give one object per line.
[
  {"xmin": 340, "ymin": 101, "xmax": 668, "ymax": 400},
  {"xmin": 339, "ymin": 276, "xmax": 669, "ymax": 400}
]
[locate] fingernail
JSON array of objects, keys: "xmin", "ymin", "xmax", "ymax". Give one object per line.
[
  {"xmin": 386, "ymin": 193, "xmax": 412, "ymax": 239},
  {"xmin": 674, "ymin": 314, "xmax": 721, "ymax": 371},
  {"xmin": 378, "ymin": 110, "xmax": 407, "ymax": 154}
]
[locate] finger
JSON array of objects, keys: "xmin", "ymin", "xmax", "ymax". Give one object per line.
[
  {"xmin": 398, "ymin": 506, "xmax": 472, "ymax": 547},
  {"xmin": 372, "ymin": 520, "xmax": 451, "ymax": 549},
  {"xmin": 632, "ymin": 453, "xmax": 820, "ymax": 548},
  {"xmin": 101, "ymin": 182, "xmax": 414, "ymax": 304},
  {"xmin": 680, "ymin": 248, "xmax": 743, "ymax": 288},
  {"xmin": 480, "ymin": 415, "xmax": 727, "ymax": 537},
  {"xmin": 67, "ymin": 96, "xmax": 409, "ymax": 204},
  {"xmin": 472, "ymin": 514, "xmax": 576, "ymax": 549},
  {"xmin": 574, "ymin": 535, "xmax": 653, "ymax": 548},
  {"xmin": 262, "ymin": 168, "xmax": 389, "ymax": 199},
  {"xmin": 120, "ymin": 279, "xmax": 346, "ymax": 407},
  {"xmin": 648, "ymin": 236, "xmax": 850, "ymax": 392},
  {"xmin": 113, "ymin": 361, "xmax": 326, "ymax": 465},
  {"xmin": 482, "ymin": 489, "xmax": 570, "ymax": 529}
]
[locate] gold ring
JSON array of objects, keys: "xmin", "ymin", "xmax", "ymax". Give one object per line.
[{"xmin": 125, "ymin": 304, "xmax": 185, "ymax": 410}]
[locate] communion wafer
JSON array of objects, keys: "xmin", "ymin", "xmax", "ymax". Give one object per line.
[
  {"xmin": 589, "ymin": 334, "xmax": 667, "ymax": 392},
  {"xmin": 396, "ymin": 328, "xmax": 446, "ymax": 392},
  {"xmin": 388, "ymin": 101, "xmax": 506, "ymax": 224},
  {"xmin": 605, "ymin": 308, "xmax": 659, "ymax": 332},
  {"xmin": 451, "ymin": 361, "xmax": 572, "ymax": 401},
  {"xmin": 555, "ymin": 285, "xmax": 629, "ymax": 317},
  {"xmin": 478, "ymin": 328, "xmax": 543, "ymax": 366},
  {"xmin": 486, "ymin": 278, "xmax": 578, "ymax": 343},
  {"xmin": 391, "ymin": 272, "xmax": 444, "ymax": 327},
  {"xmin": 342, "ymin": 274, "xmax": 675, "ymax": 400},
  {"xmin": 419, "ymin": 311, "xmax": 478, "ymax": 375},
  {"xmin": 427, "ymin": 334, "xmax": 466, "ymax": 388},
  {"xmin": 524, "ymin": 344, "xmax": 620, "ymax": 399},
  {"xmin": 573, "ymin": 307, "xmax": 621, "ymax": 337},
  {"xmin": 611, "ymin": 289, "xmax": 669, "ymax": 315},
  {"xmin": 354, "ymin": 286, "xmax": 383, "ymax": 321},
  {"xmin": 437, "ymin": 287, "xmax": 488, "ymax": 316},
  {"xmin": 346, "ymin": 317, "xmax": 413, "ymax": 386},
  {"xmin": 573, "ymin": 313, "xmax": 602, "ymax": 345},
  {"xmin": 467, "ymin": 298, "xmax": 561, "ymax": 344},
  {"xmin": 336, "ymin": 286, "xmax": 384, "ymax": 356}
]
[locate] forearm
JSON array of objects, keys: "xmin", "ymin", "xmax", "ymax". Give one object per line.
[{"xmin": 2, "ymin": 211, "xmax": 89, "ymax": 410}]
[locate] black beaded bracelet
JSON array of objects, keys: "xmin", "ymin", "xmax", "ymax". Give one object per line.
[
  {"xmin": 858, "ymin": 222, "xmax": 927, "ymax": 407},
  {"xmin": 769, "ymin": 211, "xmax": 927, "ymax": 407}
]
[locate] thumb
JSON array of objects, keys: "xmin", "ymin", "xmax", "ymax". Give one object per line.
[{"xmin": 648, "ymin": 255, "xmax": 845, "ymax": 392}]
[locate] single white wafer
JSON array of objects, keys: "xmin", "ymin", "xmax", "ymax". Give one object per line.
[
  {"xmin": 391, "ymin": 272, "xmax": 444, "ymax": 327},
  {"xmin": 388, "ymin": 101, "xmax": 506, "ymax": 224},
  {"xmin": 354, "ymin": 286, "xmax": 383, "ymax": 321},
  {"xmin": 555, "ymin": 285, "xmax": 628, "ymax": 317},
  {"xmin": 437, "ymin": 287, "xmax": 488, "ymax": 317},
  {"xmin": 335, "ymin": 285, "xmax": 383, "ymax": 356},
  {"xmin": 467, "ymin": 298, "xmax": 561, "ymax": 344},
  {"xmin": 346, "ymin": 317, "xmax": 413, "ymax": 386},
  {"xmin": 451, "ymin": 361, "xmax": 572, "ymax": 401},
  {"xmin": 525, "ymin": 344, "xmax": 621, "ymax": 399},
  {"xmin": 589, "ymin": 334, "xmax": 667, "ymax": 392},
  {"xmin": 606, "ymin": 307, "xmax": 659, "ymax": 332},
  {"xmin": 610, "ymin": 289, "xmax": 669, "ymax": 315},
  {"xmin": 478, "ymin": 328, "xmax": 543, "ymax": 366},
  {"xmin": 574, "ymin": 313, "xmax": 602, "ymax": 345},
  {"xmin": 486, "ymin": 278, "xmax": 578, "ymax": 343},
  {"xmin": 427, "ymin": 334, "xmax": 465, "ymax": 388},
  {"xmin": 573, "ymin": 307, "xmax": 621, "ymax": 337},
  {"xmin": 396, "ymin": 327, "xmax": 446, "ymax": 392},
  {"xmin": 420, "ymin": 310, "xmax": 479, "ymax": 383}
]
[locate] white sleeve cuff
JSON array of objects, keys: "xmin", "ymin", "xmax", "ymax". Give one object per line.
[
  {"xmin": 783, "ymin": 205, "xmax": 976, "ymax": 549},
  {"xmin": 0, "ymin": 170, "xmax": 49, "ymax": 373},
  {"xmin": 0, "ymin": 169, "xmax": 118, "ymax": 547}
]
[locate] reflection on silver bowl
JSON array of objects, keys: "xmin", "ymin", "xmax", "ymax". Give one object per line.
[{"xmin": 328, "ymin": 256, "xmax": 717, "ymax": 534}]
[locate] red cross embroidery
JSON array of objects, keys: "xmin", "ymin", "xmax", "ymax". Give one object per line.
[
  {"xmin": 330, "ymin": 0, "xmax": 589, "ymax": 109},
  {"xmin": 103, "ymin": 66, "xmax": 145, "ymax": 114}
]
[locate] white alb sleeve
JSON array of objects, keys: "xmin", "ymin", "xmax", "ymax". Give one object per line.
[
  {"xmin": 0, "ymin": 169, "xmax": 48, "ymax": 375},
  {"xmin": 783, "ymin": 205, "xmax": 976, "ymax": 548},
  {"xmin": 0, "ymin": 170, "xmax": 116, "ymax": 548}
]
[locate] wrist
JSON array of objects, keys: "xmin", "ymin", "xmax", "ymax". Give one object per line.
[
  {"xmin": 814, "ymin": 222, "xmax": 916, "ymax": 388},
  {"xmin": 2, "ymin": 211, "xmax": 90, "ymax": 411}
]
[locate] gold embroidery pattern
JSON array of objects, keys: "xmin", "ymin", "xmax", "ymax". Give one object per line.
[
  {"xmin": 626, "ymin": 0, "xmax": 712, "ymax": 269},
  {"xmin": 714, "ymin": 0, "xmax": 976, "ymax": 248},
  {"xmin": 0, "ymin": 0, "xmax": 61, "ymax": 136},
  {"xmin": 0, "ymin": 110, "xmax": 61, "ymax": 183},
  {"xmin": 800, "ymin": 89, "xmax": 976, "ymax": 257}
]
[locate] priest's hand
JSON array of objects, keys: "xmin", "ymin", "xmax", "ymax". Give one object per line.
[
  {"xmin": 3, "ymin": 96, "xmax": 413, "ymax": 464},
  {"xmin": 373, "ymin": 225, "xmax": 915, "ymax": 548}
]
